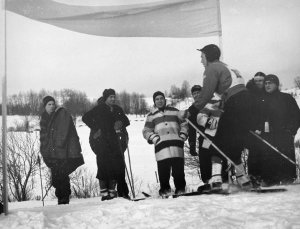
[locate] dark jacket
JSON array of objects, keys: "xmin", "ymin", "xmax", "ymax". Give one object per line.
[
  {"xmin": 40, "ymin": 107, "xmax": 84, "ymax": 174},
  {"xmin": 258, "ymin": 90, "xmax": 300, "ymax": 183},
  {"xmin": 82, "ymin": 102, "xmax": 130, "ymax": 180},
  {"xmin": 246, "ymin": 79, "xmax": 267, "ymax": 131},
  {"xmin": 82, "ymin": 102, "xmax": 130, "ymax": 155}
]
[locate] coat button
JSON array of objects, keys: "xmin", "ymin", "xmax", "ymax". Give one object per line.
[{"xmin": 165, "ymin": 123, "xmax": 168, "ymax": 125}]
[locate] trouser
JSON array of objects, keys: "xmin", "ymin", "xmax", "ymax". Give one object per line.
[
  {"xmin": 157, "ymin": 157, "xmax": 186, "ymax": 193},
  {"xmin": 117, "ymin": 166, "xmax": 129, "ymax": 197},
  {"xmin": 51, "ymin": 170, "xmax": 71, "ymax": 200},
  {"xmin": 99, "ymin": 179, "xmax": 117, "ymax": 195}
]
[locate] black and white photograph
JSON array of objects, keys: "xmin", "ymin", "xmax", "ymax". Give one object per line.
[{"xmin": 1, "ymin": 0, "xmax": 300, "ymax": 228}]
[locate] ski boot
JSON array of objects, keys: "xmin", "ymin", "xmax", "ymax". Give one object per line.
[{"xmin": 159, "ymin": 188, "xmax": 172, "ymax": 199}]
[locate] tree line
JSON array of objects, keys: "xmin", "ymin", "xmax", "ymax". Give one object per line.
[
  {"xmin": 0, "ymin": 89, "xmax": 149, "ymax": 117},
  {"xmin": 0, "ymin": 80, "xmax": 193, "ymax": 117}
]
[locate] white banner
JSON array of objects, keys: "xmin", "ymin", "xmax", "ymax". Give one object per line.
[{"xmin": 6, "ymin": 0, "xmax": 220, "ymax": 37}]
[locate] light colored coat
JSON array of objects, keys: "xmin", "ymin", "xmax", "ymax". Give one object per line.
[{"xmin": 143, "ymin": 106, "xmax": 188, "ymax": 161}]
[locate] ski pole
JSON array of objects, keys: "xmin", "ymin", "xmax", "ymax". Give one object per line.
[
  {"xmin": 37, "ymin": 156, "xmax": 45, "ymax": 207},
  {"xmin": 125, "ymin": 144, "xmax": 135, "ymax": 197},
  {"xmin": 186, "ymin": 118, "xmax": 247, "ymax": 177},
  {"xmin": 116, "ymin": 132, "xmax": 136, "ymax": 198},
  {"xmin": 42, "ymin": 184, "xmax": 53, "ymax": 201},
  {"xmin": 249, "ymin": 130, "xmax": 300, "ymax": 170}
]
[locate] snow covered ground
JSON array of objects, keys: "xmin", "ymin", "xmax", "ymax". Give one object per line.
[
  {"xmin": 1, "ymin": 184, "xmax": 300, "ymax": 228},
  {"xmin": 1, "ymin": 92, "xmax": 300, "ymax": 227}
]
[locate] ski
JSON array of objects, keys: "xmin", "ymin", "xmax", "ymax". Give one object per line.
[
  {"xmin": 131, "ymin": 191, "xmax": 152, "ymax": 201},
  {"xmin": 131, "ymin": 186, "xmax": 287, "ymax": 201},
  {"xmin": 250, "ymin": 188, "xmax": 287, "ymax": 193}
]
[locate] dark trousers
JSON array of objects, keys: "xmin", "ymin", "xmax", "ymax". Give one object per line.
[
  {"xmin": 157, "ymin": 157, "xmax": 186, "ymax": 192},
  {"xmin": 51, "ymin": 170, "xmax": 71, "ymax": 200},
  {"xmin": 116, "ymin": 132, "xmax": 129, "ymax": 197},
  {"xmin": 117, "ymin": 164, "xmax": 129, "ymax": 197}
]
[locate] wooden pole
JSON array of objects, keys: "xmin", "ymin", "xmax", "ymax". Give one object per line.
[{"xmin": 1, "ymin": 0, "xmax": 9, "ymax": 215}]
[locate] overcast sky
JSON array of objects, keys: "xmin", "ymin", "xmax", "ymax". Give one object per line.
[{"xmin": 1, "ymin": 0, "xmax": 300, "ymax": 100}]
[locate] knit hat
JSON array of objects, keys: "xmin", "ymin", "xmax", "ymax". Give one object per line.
[
  {"xmin": 42, "ymin": 96, "xmax": 55, "ymax": 107},
  {"xmin": 197, "ymin": 44, "xmax": 221, "ymax": 62},
  {"xmin": 102, "ymin": 88, "xmax": 116, "ymax": 102},
  {"xmin": 153, "ymin": 91, "xmax": 165, "ymax": 103},
  {"xmin": 265, "ymin": 74, "xmax": 279, "ymax": 86},
  {"xmin": 191, "ymin": 85, "xmax": 202, "ymax": 93}
]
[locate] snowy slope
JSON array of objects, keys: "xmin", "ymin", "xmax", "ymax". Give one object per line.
[{"xmin": 1, "ymin": 185, "xmax": 300, "ymax": 228}]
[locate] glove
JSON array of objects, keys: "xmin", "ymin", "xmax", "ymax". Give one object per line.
[
  {"xmin": 114, "ymin": 121, "xmax": 123, "ymax": 131},
  {"xmin": 152, "ymin": 135, "xmax": 160, "ymax": 145},
  {"xmin": 197, "ymin": 113, "xmax": 208, "ymax": 127},
  {"xmin": 254, "ymin": 130, "xmax": 261, "ymax": 135},
  {"xmin": 179, "ymin": 133, "xmax": 187, "ymax": 141},
  {"xmin": 189, "ymin": 146, "xmax": 197, "ymax": 156},
  {"xmin": 208, "ymin": 117, "xmax": 218, "ymax": 130}
]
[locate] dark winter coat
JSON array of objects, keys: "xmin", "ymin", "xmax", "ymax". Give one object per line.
[
  {"xmin": 82, "ymin": 102, "xmax": 130, "ymax": 180},
  {"xmin": 246, "ymin": 79, "xmax": 267, "ymax": 131},
  {"xmin": 257, "ymin": 90, "xmax": 300, "ymax": 184},
  {"xmin": 40, "ymin": 107, "xmax": 84, "ymax": 175}
]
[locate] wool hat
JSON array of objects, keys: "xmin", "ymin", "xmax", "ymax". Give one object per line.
[
  {"xmin": 197, "ymin": 44, "xmax": 221, "ymax": 62},
  {"xmin": 153, "ymin": 91, "xmax": 165, "ymax": 103},
  {"xmin": 191, "ymin": 85, "xmax": 202, "ymax": 93},
  {"xmin": 42, "ymin": 96, "xmax": 55, "ymax": 107},
  {"xmin": 265, "ymin": 74, "xmax": 279, "ymax": 86},
  {"xmin": 102, "ymin": 88, "xmax": 116, "ymax": 102}
]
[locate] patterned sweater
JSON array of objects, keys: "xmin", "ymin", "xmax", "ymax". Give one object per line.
[{"xmin": 142, "ymin": 106, "xmax": 188, "ymax": 161}]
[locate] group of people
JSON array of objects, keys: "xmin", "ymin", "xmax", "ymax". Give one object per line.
[
  {"xmin": 40, "ymin": 89, "xmax": 131, "ymax": 203},
  {"xmin": 39, "ymin": 44, "xmax": 300, "ymax": 204}
]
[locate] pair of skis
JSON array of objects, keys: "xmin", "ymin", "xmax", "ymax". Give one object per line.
[{"xmin": 132, "ymin": 185, "xmax": 287, "ymax": 201}]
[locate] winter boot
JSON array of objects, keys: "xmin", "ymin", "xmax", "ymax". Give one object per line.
[
  {"xmin": 159, "ymin": 188, "xmax": 172, "ymax": 198},
  {"xmin": 175, "ymin": 188, "xmax": 186, "ymax": 195},
  {"xmin": 235, "ymin": 163, "xmax": 252, "ymax": 190},
  {"xmin": 208, "ymin": 159, "xmax": 223, "ymax": 190},
  {"xmin": 58, "ymin": 196, "xmax": 70, "ymax": 205},
  {"xmin": 107, "ymin": 180, "xmax": 117, "ymax": 200}
]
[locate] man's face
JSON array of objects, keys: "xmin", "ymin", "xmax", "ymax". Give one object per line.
[
  {"xmin": 105, "ymin": 95, "xmax": 116, "ymax": 106},
  {"xmin": 45, "ymin": 101, "xmax": 56, "ymax": 114},
  {"xmin": 192, "ymin": 90, "xmax": 201, "ymax": 100},
  {"xmin": 254, "ymin": 76, "xmax": 265, "ymax": 89},
  {"xmin": 154, "ymin": 95, "xmax": 166, "ymax": 109},
  {"xmin": 201, "ymin": 52, "xmax": 208, "ymax": 67},
  {"xmin": 265, "ymin": 81, "xmax": 277, "ymax": 93}
]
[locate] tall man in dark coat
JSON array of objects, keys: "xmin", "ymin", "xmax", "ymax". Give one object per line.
[
  {"xmin": 82, "ymin": 89, "xmax": 130, "ymax": 200},
  {"xmin": 246, "ymin": 72, "xmax": 267, "ymax": 178},
  {"xmin": 253, "ymin": 74, "xmax": 300, "ymax": 185}
]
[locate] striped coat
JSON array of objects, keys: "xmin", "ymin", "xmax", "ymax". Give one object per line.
[{"xmin": 143, "ymin": 106, "xmax": 188, "ymax": 161}]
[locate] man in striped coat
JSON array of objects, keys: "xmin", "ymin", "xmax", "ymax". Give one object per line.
[{"xmin": 143, "ymin": 91, "xmax": 188, "ymax": 196}]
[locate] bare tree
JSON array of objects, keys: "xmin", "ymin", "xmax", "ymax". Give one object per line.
[
  {"xmin": 181, "ymin": 80, "xmax": 191, "ymax": 99},
  {"xmin": 3, "ymin": 131, "xmax": 40, "ymax": 201}
]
